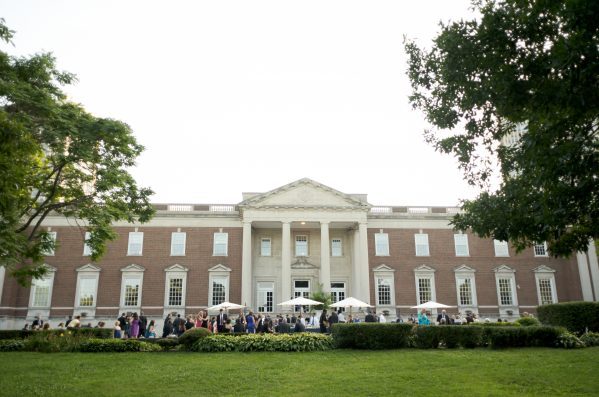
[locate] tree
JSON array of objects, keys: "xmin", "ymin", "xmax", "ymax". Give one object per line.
[
  {"xmin": 404, "ymin": 0, "xmax": 599, "ymax": 256},
  {"xmin": 0, "ymin": 20, "xmax": 154, "ymax": 284}
]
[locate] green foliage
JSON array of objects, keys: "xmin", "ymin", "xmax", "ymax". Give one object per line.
[
  {"xmin": 556, "ymin": 331, "xmax": 585, "ymax": 349},
  {"xmin": 77, "ymin": 338, "xmax": 162, "ymax": 352},
  {"xmin": 515, "ymin": 317, "xmax": 541, "ymax": 327},
  {"xmin": 309, "ymin": 284, "xmax": 332, "ymax": 310},
  {"xmin": 468, "ymin": 321, "xmax": 520, "ymax": 327},
  {"xmin": 405, "ymin": 0, "xmax": 599, "ymax": 256},
  {"xmin": 23, "ymin": 332, "xmax": 85, "ymax": 352},
  {"xmin": 579, "ymin": 332, "xmax": 599, "ymax": 347},
  {"xmin": 0, "ymin": 19, "xmax": 154, "ymax": 284},
  {"xmin": 332, "ymin": 323, "xmax": 414, "ymax": 349},
  {"xmin": 483, "ymin": 326, "xmax": 565, "ymax": 349},
  {"xmin": 192, "ymin": 333, "xmax": 333, "ymax": 352},
  {"xmin": 177, "ymin": 327, "xmax": 211, "ymax": 349},
  {"xmin": 537, "ymin": 302, "xmax": 599, "ymax": 333},
  {"xmin": 0, "ymin": 339, "xmax": 25, "ymax": 351},
  {"xmin": 0, "ymin": 330, "xmax": 30, "ymax": 340},
  {"xmin": 0, "ymin": 328, "xmax": 112, "ymax": 340},
  {"xmin": 144, "ymin": 337, "xmax": 180, "ymax": 351}
]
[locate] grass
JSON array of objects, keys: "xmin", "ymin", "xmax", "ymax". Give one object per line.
[{"xmin": 1, "ymin": 348, "xmax": 598, "ymax": 396}]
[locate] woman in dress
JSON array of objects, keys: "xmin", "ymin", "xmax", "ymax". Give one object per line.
[
  {"xmin": 130, "ymin": 313, "xmax": 140, "ymax": 338},
  {"xmin": 146, "ymin": 320, "xmax": 156, "ymax": 338},
  {"xmin": 114, "ymin": 321, "xmax": 122, "ymax": 338},
  {"xmin": 245, "ymin": 311, "xmax": 255, "ymax": 333},
  {"xmin": 418, "ymin": 309, "xmax": 430, "ymax": 325}
]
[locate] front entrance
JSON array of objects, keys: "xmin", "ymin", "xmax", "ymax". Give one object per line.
[{"xmin": 331, "ymin": 282, "xmax": 346, "ymax": 312}]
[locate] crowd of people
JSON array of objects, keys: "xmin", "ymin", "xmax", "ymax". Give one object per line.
[{"xmin": 21, "ymin": 315, "xmax": 106, "ymax": 331}]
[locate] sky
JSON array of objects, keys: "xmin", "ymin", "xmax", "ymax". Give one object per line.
[{"xmin": 1, "ymin": 0, "xmax": 480, "ymax": 206}]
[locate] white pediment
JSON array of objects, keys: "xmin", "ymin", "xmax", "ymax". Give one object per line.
[
  {"xmin": 494, "ymin": 265, "xmax": 515, "ymax": 273},
  {"xmin": 121, "ymin": 264, "xmax": 146, "ymax": 272},
  {"xmin": 414, "ymin": 264, "xmax": 436, "ymax": 273},
  {"xmin": 76, "ymin": 264, "xmax": 101, "ymax": 272},
  {"xmin": 208, "ymin": 264, "xmax": 232, "ymax": 272},
  {"xmin": 41, "ymin": 264, "xmax": 57, "ymax": 272},
  {"xmin": 164, "ymin": 264, "xmax": 189, "ymax": 272},
  {"xmin": 533, "ymin": 265, "xmax": 555, "ymax": 273},
  {"xmin": 239, "ymin": 178, "xmax": 369, "ymax": 210},
  {"xmin": 373, "ymin": 264, "xmax": 395, "ymax": 272},
  {"xmin": 454, "ymin": 265, "xmax": 476, "ymax": 273}
]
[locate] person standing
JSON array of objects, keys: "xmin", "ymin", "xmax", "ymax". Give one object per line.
[
  {"xmin": 216, "ymin": 309, "xmax": 228, "ymax": 333},
  {"xmin": 162, "ymin": 314, "xmax": 173, "ymax": 338},
  {"xmin": 418, "ymin": 309, "xmax": 430, "ymax": 325},
  {"xmin": 130, "ymin": 313, "xmax": 140, "ymax": 338},
  {"xmin": 437, "ymin": 310, "xmax": 450, "ymax": 325},
  {"xmin": 245, "ymin": 311, "xmax": 256, "ymax": 333},
  {"xmin": 139, "ymin": 311, "xmax": 147, "ymax": 337},
  {"xmin": 328, "ymin": 310, "xmax": 339, "ymax": 332},
  {"xmin": 319, "ymin": 310, "xmax": 328, "ymax": 333}
]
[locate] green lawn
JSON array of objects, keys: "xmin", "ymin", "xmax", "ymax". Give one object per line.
[{"xmin": 1, "ymin": 348, "xmax": 598, "ymax": 396}]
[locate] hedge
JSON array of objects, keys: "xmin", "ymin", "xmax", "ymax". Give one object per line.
[
  {"xmin": 537, "ymin": 302, "xmax": 599, "ymax": 334},
  {"xmin": 331, "ymin": 323, "xmax": 413, "ymax": 349},
  {"xmin": 178, "ymin": 327, "xmax": 211, "ymax": 349},
  {"xmin": 0, "ymin": 339, "xmax": 26, "ymax": 352},
  {"xmin": 0, "ymin": 328, "xmax": 113, "ymax": 340},
  {"xmin": 77, "ymin": 339, "xmax": 162, "ymax": 352},
  {"xmin": 192, "ymin": 333, "xmax": 333, "ymax": 352}
]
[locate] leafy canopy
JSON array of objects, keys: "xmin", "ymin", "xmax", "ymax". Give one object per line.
[
  {"xmin": 0, "ymin": 19, "xmax": 154, "ymax": 284},
  {"xmin": 405, "ymin": 0, "xmax": 599, "ymax": 256}
]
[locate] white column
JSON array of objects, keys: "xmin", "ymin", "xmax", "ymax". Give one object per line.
[
  {"xmin": 358, "ymin": 222, "xmax": 371, "ymax": 303},
  {"xmin": 587, "ymin": 239, "xmax": 599, "ymax": 301},
  {"xmin": 352, "ymin": 228, "xmax": 361, "ymax": 298},
  {"xmin": 241, "ymin": 221, "xmax": 252, "ymax": 308},
  {"xmin": 281, "ymin": 222, "xmax": 292, "ymax": 305},
  {"xmin": 320, "ymin": 221, "xmax": 331, "ymax": 293},
  {"xmin": 576, "ymin": 251, "xmax": 594, "ymax": 301}
]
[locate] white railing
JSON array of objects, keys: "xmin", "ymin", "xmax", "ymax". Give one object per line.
[
  {"xmin": 446, "ymin": 207, "xmax": 461, "ymax": 214},
  {"xmin": 167, "ymin": 204, "xmax": 193, "ymax": 212},
  {"xmin": 209, "ymin": 205, "xmax": 236, "ymax": 212},
  {"xmin": 408, "ymin": 207, "xmax": 429, "ymax": 214},
  {"xmin": 370, "ymin": 207, "xmax": 393, "ymax": 214}
]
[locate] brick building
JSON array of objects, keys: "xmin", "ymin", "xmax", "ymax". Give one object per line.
[{"xmin": 1, "ymin": 178, "xmax": 597, "ymax": 329}]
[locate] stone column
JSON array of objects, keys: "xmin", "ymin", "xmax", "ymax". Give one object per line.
[
  {"xmin": 587, "ymin": 239, "xmax": 599, "ymax": 301},
  {"xmin": 281, "ymin": 222, "xmax": 292, "ymax": 305},
  {"xmin": 241, "ymin": 221, "xmax": 252, "ymax": 307},
  {"xmin": 358, "ymin": 222, "xmax": 371, "ymax": 303},
  {"xmin": 576, "ymin": 251, "xmax": 594, "ymax": 301},
  {"xmin": 352, "ymin": 228, "xmax": 361, "ymax": 298},
  {"xmin": 320, "ymin": 221, "xmax": 331, "ymax": 293}
]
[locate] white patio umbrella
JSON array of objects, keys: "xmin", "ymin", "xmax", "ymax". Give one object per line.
[
  {"xmin": 208, "ymin": 301, "xmax": 245, "ymax": 312},
  {"xmin": 330, "ymin": 297, "xmax": 373, "ymax": 318},
  {"xmin": 410, "ymin": 300, "xmax": 455, "ymax": 310},
  {"xmin": 278, "ymin": 297, "xmax": 323, "ymax": 314}
]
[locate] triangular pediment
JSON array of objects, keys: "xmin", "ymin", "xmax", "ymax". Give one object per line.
[
  {"xmin": 208, "ymin": 264, "xmax": 231, "ymax": 272},
  {"xmin": 121, "ymin": 264, "xmax": 146, "ymax": 272},
  {"xmin": 373, "ymin": 264, "xmax": 395, "ymax": 272},
  {"xmin": 533, "ymin": 265, "xmax": 555, "ymax": 273},
  {"xmin": 494, "ymin": 265, "xmax": 515, "ymax": 273},
  {"xmin": 414, "ymin": 264, "xmax": 436, "ymax": 273},
  {"xmin": 239, "ymin": 178, "xmax": 370, "ymax": 210},
  {"xmin": 164, "ymin": 264, "xmax": 188, "ymax": 272},
  {"xmin": 454, "ymin": 265, "xmax": 476, "ymax": 273},
  {"xmin": 76, "ymin": 264, "xmax": 101, "ymax": 272}
]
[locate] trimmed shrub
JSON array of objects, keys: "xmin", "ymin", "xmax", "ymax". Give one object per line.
[
  {"xmin": 331, "ymin": 323, "xmax": 413, "ymax": 349},
  {"xmin": 77, "ymin": 339, "xmax": 162, "ymax": 352},
  {"xmin": 192, "ymin": 333, "xmax": 333, "ymax": 352},
  {"xmin": 0, "ymin": 328, "xmax": 113, "ymax": 340},
  {"xmin": 178, "ymin": 327, "xmax": 211, "ymax": 349},
  {"xmin": 0, "ymin": 330, "xmax": 30, "ymax": 340},
  {"xmin": 556, "ymin": 332, "xmax": 585, "ymax": 349},
  {"xmin": 144, "ymin": 338, "xmax": 180, "ymax": 351},
  {"xmin": 537, "ymin": 302, "xmax": 599, "ymax": 334},
  {"xmin": 0, "ymin": 339, "xmax": 25, "ymax": 351},
  {"xmin": 413, "ymin": 326, "xmax": 443, "ymax": 349},
  {"xmin": 483, "ymin": 326, "xmax": 564, "ymax": 348},
  {"xmin": 468, "ymin": 322, "xmax": 520, "ymax": 327},
  {"xmin": 580, "ymin": 332, "xmax": 599, "ymax": 347},
  {"xmin": 515, "ymin": 317, "xmax": 541, "ymax": 327}
]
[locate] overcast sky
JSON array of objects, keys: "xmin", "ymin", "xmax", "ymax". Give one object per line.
[{"xmin": 1, "ymin": 0, "xmax": 480, "ymax": 206}]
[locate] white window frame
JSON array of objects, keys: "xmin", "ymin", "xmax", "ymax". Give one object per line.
[
  {"xmin": 28, "ymin": 265, "xmax": 56, "ymax": 308},
  {"xmin": 330, "ymin": 281, "xmax": 347, "ymax": 305},
  {"xmin": 493, "ymin": 239, "xmax": 509, "ymax": 257},
  {"xmin": 170, "ymin": 232, "xmax": 187, "ymax": 256},
  {"xmin": 293, "ymin": 279, "xmax": 311, "ymax": 299},
  {"xmin": 295, "ymin": 235, "xmax": 308, "ymax": 257},
  {"xmin": 374, "ymin": 233, "xmax": 389, "ymax": 256},
  {"xmin": 127, "ymin": 232, "xmax": 144, "ymax": 256},
  {"xmin": 534, "ymin": 265, "xmax": 558, "ymax": 305},
  {"xmin": 83, "ymin": 232, "xmax": 92, "ymax": 256},
  {"xmin": 534, "ymin": 242, "xmax": 549, "ymax": 257},
  {"xmin": 454, "ymin": 265, "xmax": 478, "ymax": 310},
  {"xmin": 208, "ymin": 264, "xmax": 231, "ymax": 306},
  {"xmin": 331, "ymin": 238, "xmax": 343, "ymax": 257},
  {"xmin": 373, "ymin": 265, "xmax": 396, "ymax": 308},
  {"xmin": 0, "ymin": 266, "xmax": 4, "ymax": 305},
  {"xmin": 414, "ymin": 233, "xmax": 430, "ymax": 256},
  {"xmin": 261, "ymin": 238, "xmax": 272, "ymax": 257},
  {"xmin": 42, "ymin": 231, "xmax": 57, "ymax": 256},
  {"xmin": 414, "ymin": 265, "xmax": 436, "ymax": 306},
  {"xmin": 454, "ymin": 233, "xmax": 469, "ymax": 257},
  {"xmin": 256, "ymin": 281, "xmax": 275, "ymax": 313},
  {"xmin": 74, "ymin": 264, "xmax": 101, "ymax": 309},
  {"xmin": 164, "ymin": 264, "xmax": 188, "ymax": 308},
  {"xmin": 213, "ymin": 232, "xmax": 229, "ymax": 256},
  {"xmin": 494, "ymin": 265, "xmax": 518, "ymax": 309},
  {"xmin": 120, "ymin": 264, "xmax": 145, "ymax": 311}
]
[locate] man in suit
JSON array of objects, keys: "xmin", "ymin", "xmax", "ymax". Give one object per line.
[
  {"xmin": 277, "ymin": 317, "xmax": 291, "ymax": 333},
  {"xmin": 365, "ymin": 310, "xmax": 376, "ymax": 323},
  {"xmin": 328, "ymin": 310, "xmax": 339, "ymax": 332},
  {"xmin": 216, "ymin": 309, "xmax": 228, "ymax": 333},
  {"xmin": 437, "ymin": 309, "xmax": 450, "ymax": 325}
]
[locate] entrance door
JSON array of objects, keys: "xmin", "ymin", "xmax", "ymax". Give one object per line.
[
  {"xmin": 256, "ymin": 282, "xmax": 274, "ymax": 313},
  {"xmin": 293, "ymin": 280, "xmax": 310, "ymax": 312},
  {"xmin": 331, "ymin": 282, "xmax": 346, "ymax": 312}
]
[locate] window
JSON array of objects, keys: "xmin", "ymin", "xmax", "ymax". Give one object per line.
[
  {"xmin": 261, "ymin": 238, "xmax": 271, "ymax": 256},
  {"xmin": 123, "ymin": 277, "xmax": 141, "ymax": 306},
  {"xmin": 373, "ymin": 265, "xmax": 396, "ymax": 307},
  {"xmin": 331, "ymin": 238, "xmax": 342, "ymax": 257},
  {"xmin": 164, "ymin": 264, "xmax": 188, "ymax": 307},
  {"xmin": 414, "ymin": 265, "xmax": 436, "ymax": 305},
  {"xmin": 293, "ymin": 280, "xmax": 310, "ymax": 311},
  {"xmin": 457, "ymin": 278, "xmax": 473, "ymax": 306},
  {"xmin": 295, "ymin": 235, "xmax": 308, "ymax": 257},
  {"xmin": 208, "ymin": 265, "xmax": 231, "ymax": 306},
  {"xmin": 330, "ymin": 282, "xmax": 346, "ymax": 304},
  {"xmin": 257, "ymin": 282, "xmax": 274, "ymax": 313},
  {"xmin": 120, "ymin": 264, "xmax": 145, "ymax": 309},
  {"xmin": 376, "ymin": 278, "xmax": 391, "ymax": 305},
  {"xmin": 42, "ymin": 231, "xmax": 57, "ymax": 256},
  {"xmin": 414, "ymin": 233, "xmax": 429, "ymax": 256},
  {"xmin": 534, "ymin": 242, "xmax": 548, "ymax": 257},
  {"xmin": 213, "ymin": 232, "xmax": 228, "ymax": 256},
  {"xmin": 375, "ymin": 233, "xmax": 389, "ymax": 256},
  {"xmin": 77, "ymin": 278, "xmax": 96, "ymax": 306},
  {"xmin": 454, "ymin": 234, "xmax": 469, "ymax": 256},
  {"xmin": 494, "ymin": 240, "xmax": 509, "ymax": 257},
  {"xmin": 127, "ymin": 232, "xmax": 144, "ymax": 256},
  {"xmin": 498, "ymin": 279, "xmax": 513, "ymax": 305},
  {"xmin": 417, "ymin": 278, "xmax": 432, "ymax": 304},
  {"xmin": 534, "ymin": 266, "xmax": 557, "ymax": 305},
  {"xmin": 74, "ymin": 264, "xmax": 100, "ymax": 312},
  {"xmin": 170, "ymin": 232, "xmax": 186, "ymax": 256},
  {"xmin": 83, "ymin": 232, "xmax": 92, "ymax": 256},
  {"xmin": 31, "ymin": 277, "xmax": 52, "ymax": 307}
]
